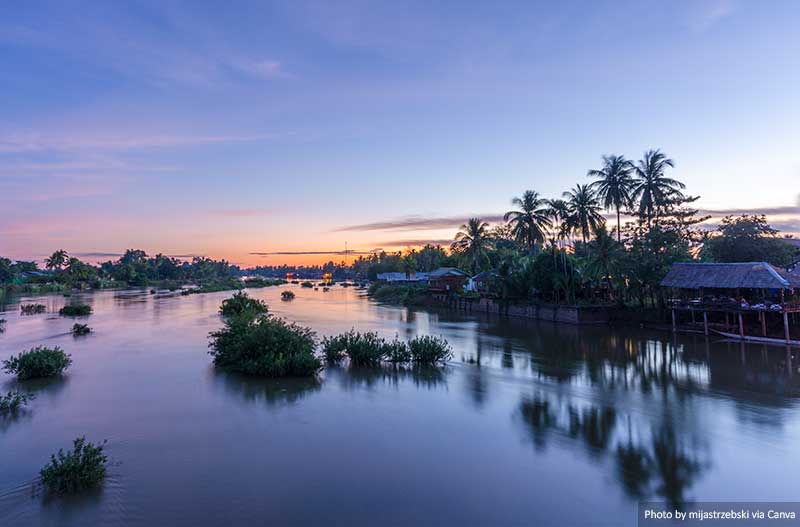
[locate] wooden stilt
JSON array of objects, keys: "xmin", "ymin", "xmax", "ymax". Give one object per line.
[
  {"xmin": 787, "ymin": 346, "xmax": 793, "ymax": 377},
  {"xmin": 671, "ymin": 308, "xmax": 676, "ymax": 332},
  {"xmin": 690, "ymin": 309, "xmax": 696, "ymax": 324},
  {"xmin": 703, "ymin": 311, "xmax": 709, "ymax": 336},
  {"xmin": 784, "ymin": 311, "xmax": 791, "ymax": 343},
  {"xmin": 761, "ymin": 312, "xmax": 767, "ymax": 337},
  {"xmin": 738, "ymin": 312, "xmax": 744, "ymax": 338}
]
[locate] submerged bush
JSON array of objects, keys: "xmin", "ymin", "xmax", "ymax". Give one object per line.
[
  {"xmin": 384, "ymin": 338, "xmax": 412, "ymax": 363},
  {"xmin": 322, "ymin": 330, "xmax": 387, "ymax": 366},
  {"xmin": 219, "ymin": 291, "xmax": 268, "ymax": 318},
  {"xmin": 0, "ymin": 318, "xmax": 5, "ymax": 332},
  {"xmin": 281, "ymin": 290, "xmax": 296, "ymax": 301},
  {"xmin": 2, "ymin": 346, "xmax": 72, "ymax": 379},
  {"xmin": 0, "ymin": 391, "xmax": 35, "ymax": 413},
  {"xmin": 20, "ymin": 304, "xmax": 46, "ymax": 315},
  {"xmin": 59, "ymin": 303, "xmax": 92, "ymax": 317},
  {"xmin": 72, "ymin": 323, "xmax": 92, "ymax": 336},
  {"xmin": 244, "ymin": 277, "xmax": 285, "ymax": 288},
  {"xmin": 408, "ymin": 335, "xmax": 452, "ymax": 364},
  {"xmin": 300, "ymin": 281, "xmax": 313, "ymax": 288},
  {"xmin": 209, "ymin": 315, "xmax": 320, "ymax": 377},
  {"xmin": 40, "ymin": 437, "xmax": 107, "ymax": 495}
]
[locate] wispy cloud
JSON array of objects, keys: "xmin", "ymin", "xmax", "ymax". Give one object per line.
[
  {"xmin": 0, "ymin": 132, "xmax": 280, "ymax": 153},
  {"xmin": 332, "ymin": 214, "xmax": 505, "ymax": 232}
]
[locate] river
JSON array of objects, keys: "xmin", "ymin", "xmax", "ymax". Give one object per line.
[{"xmin": 1, "ymin": 285, "xmax": 799, "ymax": 526}]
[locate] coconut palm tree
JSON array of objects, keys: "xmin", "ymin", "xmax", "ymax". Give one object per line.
[
  {"xmin": 45, "ymin": 249, "xmax": 68, "ymax": 272},
  {"xmin": 452, "ymin": 218, "xmax": 492, "ymax": 274},
  {"xmin": 503, "ymin": 190, "xmax": 551, "ymax": 252},
  {"xmin": 563, "ymin": 184, "xmax": 605, "ymax": 243},
  {"xmin": 588, "ymin": 154, "xmax": 635, "ymax": 242},
  {"xmin": 632, "ymin": 149, "xmax": 683, "ymax": 226},
  {"xmin": 584, "ymin": 224, "xmax": 624, "ymax": 299}
]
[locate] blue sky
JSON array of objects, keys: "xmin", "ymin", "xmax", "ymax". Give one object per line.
[{"xmin": 1, "ymin": 0, "xmax": 799, "ymax": 265}]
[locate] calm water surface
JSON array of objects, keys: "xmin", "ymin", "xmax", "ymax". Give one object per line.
[{"xmin": 1, "ymin": 286, "xmax": 799, "ymax": 526}]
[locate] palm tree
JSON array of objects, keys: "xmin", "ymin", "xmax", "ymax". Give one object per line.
[
  {"xmin": 588, "ymin": 154, "xmax": 635, "ymax": 242},
  {"xmin": 45, "ymin": 249, "xmax": 68, "ymax": 272},
  {"xmin": 563, "ymin": 184, "xmax": 604, "ymax": 243},
  {"xmin": 632, "ymin": 149, "xmax": 683, "ymax": 226},
  {"xmin": 452, "ymin": 218, "xmax": 492, "ymax": 274},
  {"xmin": 584, "ymin": 224, "xmax": 624, "ymax": 300},
  {"xmin": 503, "ymin": 190, "xmax": 551, "ymax": 252}
]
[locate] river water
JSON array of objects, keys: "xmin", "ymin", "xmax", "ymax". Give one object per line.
[{"xmin": 1, "ymin": 285, "xmax": 799, "ymax": 526}]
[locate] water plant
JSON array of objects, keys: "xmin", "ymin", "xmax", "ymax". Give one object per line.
[
  {"xmin": 40, "ymin": 437, "xmax": 108, "ymax": 495},
  {"xmin": 384, "ymin": 338, "xmax": 412, "ymax": 363},
  {"xmin": 0, "ymin": 318, "xmax": 5, "ymax": 332},
  {"xmin": 219, "ymin": 291, "xmax": 268, "ymax": 318},
  {"xmin": 408, "ymin": 335, "xmax": 452, "ymax": 364},
  {"xmin": 2, "ymin": 346, "xmax": 72, "ymax": 379},
  {"xmin": 20, "ymin": 303, "xmax": 46, "ymax": 315},
  {"xmin": 72, "ymin": 323, "xmax": 92, "ymax": 336},
  {"xmin": 281, "ymin": 290, "xmax": 296, "ymax": 301},
  {"xmin": 59, "ymin": 303, "xmax": 92, "ymax": 317},
  {"xmin": 300, "ymin": 281, "xmax": 313, "ymax": 288},
  {"xmin": 0, "ymin": 391, "xmax": 35, "ymax": 413},
  {"xmin": 209, "ymin": 315, "xmax": 320, "ymax": 377},
  {"xmin": 321, "ymin": 330, "xmax": 386, "ymax": 366}
]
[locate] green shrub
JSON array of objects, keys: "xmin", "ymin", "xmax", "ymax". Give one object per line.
[
  {"xmin": 300, "ymin": 281, "xmax": 314, "ymax": 288},
  {"xmin": 40, "ymin": 437, "xmax": 107, "ymax": 495},
  {"xmin": 323, "ymin": 330, "xmax": 387, "ymax": 366},
  {"xmin": 281, "ymin": 290, "xmax": 296, "ymax": 301},
  {"xmin": 408, "ymin": 335, "xmax": 452, "ymax": 364},
  {"xmin": 2, "ymin": 346, "xmax": 72, "ymax": 379},
  {"xmin": 0, "ymin": 391, "xmax": 35, "ymax": 413},
  {"xmin": 244, "ymin": 277, "xmax": 285, "ymax": 288},
  {"xmin": 209, "ymin": 315, "xmax": 320, "ymax": 377},
  {"xmin": 384, "ymin": 338, "xmax": 412, "ymax": 363},
  {"xmin": 367, "ymin": 283, "xmax": 428, "ymax": 305},
  {"xmin": 219, "ymin": 291, "xmax": 268, "ymax": 318},
  {"xmin": 20, "ymin": 304, "xmax": 46, "ymax": 315},
  {"xmin": 321, "ymin": 333, "xmax": 350, "ymax": 362},
  {"xmin": 59, "ymin": 303, "xmax": 92, "ymax": 317},
  {"xmin": 0, "ymin": 318, "xmax": 5, "ymax": 333},
  {"xmin": 72, "ymin": 323, "xmax": 91, "ymax": 336}
]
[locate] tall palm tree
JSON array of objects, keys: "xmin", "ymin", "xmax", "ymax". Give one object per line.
[
  {"xmin": 584, "ymin": 224, "xmax": 624, "ymax": 299},
  {"xmin": 452, "ymin": 218, "xmax": 492, "ymax": 274},
  {"xmin": 563, "ymin": 184, "xmax": 604, "ymax": 243},
  {"xmin": 45, "ymin": 249, "xmax": 68, "ymax": 272},
  {"xmin": 503, "ymin": 190, "xmax": 551, "ymax": 252},
  {"xmin": 632, "ymin": 149, "xmax": 683, "ymax": 226},
  {"xmin": 588, "ymin": 154, "xmax": 635, "ymax": 242}
]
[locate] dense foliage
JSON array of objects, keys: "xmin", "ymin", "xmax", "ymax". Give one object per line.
[
  {"xmin": 2, "ymin": 346, "xmax": 72, "ymax": 379},
  {"xmin": 408, "ymin": 336, "xmax": 452, "ymax": 364},
  {"xmin": 281, "ymin": 290, "xmax": 296, "ymax": 301},
  {"xmin": 59, "ymin": 303, "xmax": 92, "ymax": 317},
  {"xmin": 209, "ymin": 315, "xmax": 320, "ymax": 377},
  {"xmin": 72, "ymin": 323, "xmax": 92, "ymax": 336},
  {"xmin": 21, "ymin": 303, "xmax": 47, "ymax": 315},
  {"xmin": 701, "ymin": 215, "xmax": 796, "ymax": 267},
  {"xmin": 40, "ymin": 437, "xmax": 108, "ymax": 495},
  {"xmin": 219, "ymin": 291, "xmax": 268, "ymax": 318},
  {"xmin": 322, "ymin": 330, "xmax": 452, "ymax": 366}
]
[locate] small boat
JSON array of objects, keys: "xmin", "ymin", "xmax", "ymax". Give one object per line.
[{"xmin": 711, "ymin": 329, "xmax": 800, "ymax": 347}]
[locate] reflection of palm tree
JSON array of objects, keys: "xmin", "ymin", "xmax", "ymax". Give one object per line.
[
  {"xmin": 588, "ymin": 154, "xmax": 635, "ymax": 241},
  {"xmin": 452, "ymin": 218, "xmax": 492, "ymax": 274},
  {"xmin": 504, "ymin": 190, "xmax": 552, "ymax": 252}
]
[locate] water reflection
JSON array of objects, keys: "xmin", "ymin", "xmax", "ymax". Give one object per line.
[
  {"xmin": 213, "ymin": 370, "xmax": 321, "ymax": 407},
  {"xmin": 328, "ymin": 364, "xmax": 448, "ymax": 391}
]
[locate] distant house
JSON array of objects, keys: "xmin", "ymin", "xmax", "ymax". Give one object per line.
[
  {"xmin": 427, "ymin": 267, "xmax": 469, "ymax": 293},
  {"xmin": 375, "ymin": 272, "xmax": 430, "ymax": 284},
  {"xmin": 466, "ymin": 271, "xmax": 498, "ymax": 295}
]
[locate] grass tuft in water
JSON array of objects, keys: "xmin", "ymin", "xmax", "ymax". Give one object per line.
[
  {"xmin": 72, "ymin": 323, "xmax": 92, "ymax": 336},
  {"xmin": 281, "ymin": 290, "xmax": 296, "ymax": 301},
  {"xmin": 40, "ymin": 437, "xmax": 108, "ymax": 495},
  {"xmin": 408, "ymin": 335, "xmax": 452, "ymax": 364},
  {"xmin": 20, "ymin": 304, "xmax": 46, "ymax": 315},
  {"xmin": 2, "ymin": 346, "xmax": 72, "ymax": 379},
  {"xmin": 0, "ymin": 391, "xmax": 35, "ymax": 413}
]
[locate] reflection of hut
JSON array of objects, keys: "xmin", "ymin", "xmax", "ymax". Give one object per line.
[
  {"xmin": 660, "ymin": 262, "xmax": 800, "ymax": 343},
  {"xmin": 322, "ymin": 272, "xmax": 333, "ymax": 285}
]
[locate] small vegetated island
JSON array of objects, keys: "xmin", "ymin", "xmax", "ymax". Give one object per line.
[
  {"xmin": 2, "ymin": 346, "xmax": 72, "ymax": 380},
  {"xmin": 59, "ymin": 303, "xmax": 92, "ymax": 317},
  {"xmin": 40, "ymin": 437, "xmax": 108, "ymax": 495},
  {"xmin": 322, "ymin": 330, "xmax": 452, "ymax": 366}
]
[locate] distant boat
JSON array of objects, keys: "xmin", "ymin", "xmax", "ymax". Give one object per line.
[{"xmin": 711, "ymin": 329, "xmax": 800, "ymax": 347}]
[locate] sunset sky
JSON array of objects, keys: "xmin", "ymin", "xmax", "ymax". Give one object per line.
[{"xmin": 2, "ymin": 0, "xmax": 799, "ymax": 266}]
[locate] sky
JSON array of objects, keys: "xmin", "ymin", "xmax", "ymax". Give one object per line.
[{"xmin": 1, "ymin": 0, "xmax": 799, "ymax": 266}]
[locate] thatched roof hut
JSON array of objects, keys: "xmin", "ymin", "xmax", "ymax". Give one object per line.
[{"xmin": 661, "ymin": 262, "xmax": 800, "ymax": 290}]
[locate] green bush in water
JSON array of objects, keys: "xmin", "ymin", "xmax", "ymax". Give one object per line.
[
  {"xmin": 322, "ymin": 330, "xmax": 387, "ymax": 366},
  {"xmin": 40, "ymin": 437, "xmax": 107, "ymax": 495},
  {"xmin": 209, "ymin": 315, "xmax": 320, "ymax": 377},
  {"xmin": 408, "ymin": 335, "xmax": 452, "ymax": 364},
  {"xmin": 2, "ymin": 346, "xmax": 72, "ymax": 380},
  {"xmin": 72, "ymin": 323, "xmax": 92, "ymax": 336},
  {"xmin": 0, "ymin": 391, "xmax": 35, "ymax": 413},
  {"xmin": 219, "ymin": 291, "xmax": 268, "ymax": 318},
  {"xmin": 384, "ymin": 338, "xmax": 412, "ymax": 363},
  {"xmin": 20, "ymin": 304, "xmax": 46, "ymax": 315},
  {"xmin": 281, "ymin": 290, "xmax": 296, "ymax": 301},
  {"xmin": 0, "ymin": 318, "xmax": 5, "ymax": 332},
  {"xmin": 300, "ymin": 281, "xmax": 313, "ymax": 288},
  {"xmin": 59, "ymin": 303, "xmax": 92, "ymax": 317}
]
